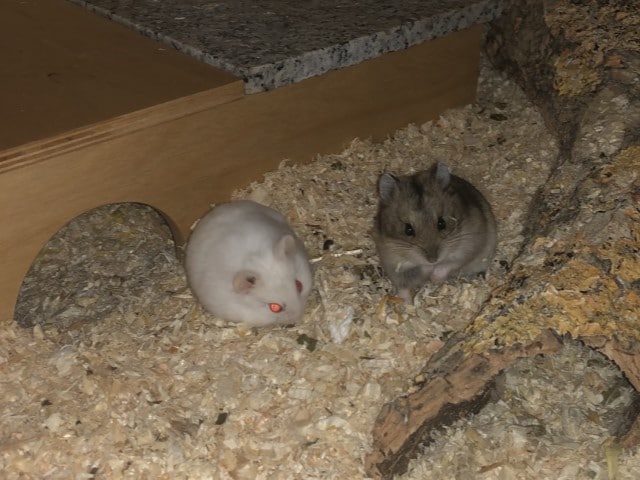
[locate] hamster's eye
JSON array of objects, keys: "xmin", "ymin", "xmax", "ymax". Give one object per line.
[
  {"xmin": 437, "ymin": 217, "xmax": 446, "ymax": 231},
  {"xmin": 295, "ymin": 280, "xmax": 303, "ymax": 293},
  {"xmin": 269, "ymin": 303, "xmax": 284, "ymax": 313},
  {"xmin": 404, "ymin": 223, "xmax": 415, "ymax": 236}
]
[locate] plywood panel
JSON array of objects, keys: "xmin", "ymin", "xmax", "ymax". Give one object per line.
[{"xmin": 0, "ymin": 0, "xmax": 240, "ymax": 150}]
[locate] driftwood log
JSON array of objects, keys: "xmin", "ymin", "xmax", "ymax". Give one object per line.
[{"xmin": 366, "ymin": 0, "xmax": 640, "ymax": 477}]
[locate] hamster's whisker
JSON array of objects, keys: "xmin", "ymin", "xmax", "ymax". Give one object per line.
[{"xmin": 448, "ymin": 231, "xmax": 489, "ymax": 241}]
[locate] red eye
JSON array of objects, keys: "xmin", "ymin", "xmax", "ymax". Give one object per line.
[
  {"xmin": 295, "ymin": 280, "xmax": 303, "ymax": 293},
  {"xmin": 269, "ymin": 303, "xmax": 283, "ymax": 313}
]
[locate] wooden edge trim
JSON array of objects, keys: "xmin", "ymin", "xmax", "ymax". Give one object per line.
[{"xmin": 0, "ymin": 80, "xmax": 244, "ymax": 174}]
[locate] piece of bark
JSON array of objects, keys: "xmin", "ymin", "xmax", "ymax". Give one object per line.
[
  {"xmin": 366, "ymin": 331, "xmax": 563, "ymax": 478},
  {"xmin": 485, "ymin": 0, "xmax": 586, "ymax": 155}
]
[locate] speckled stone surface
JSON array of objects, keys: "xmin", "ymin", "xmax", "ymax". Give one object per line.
[{"xmin": 69, "ymin": 0, "xmax": 503, "ymax": 93}]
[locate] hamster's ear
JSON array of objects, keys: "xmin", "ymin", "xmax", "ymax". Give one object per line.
[
  {"xmin": 233, "ymin": 270, "xmax": 261, "ymax": 294},
  {"xmin": 432, "ymin": 162, "xmax": 450, "ymax": 189},
  {"xmin": 275, "ymin": 234, "xmax": 296, "ymax": 258},
  {"xmin": 378, "ymin": 173, "xmax": 398, "ymax": 202}
]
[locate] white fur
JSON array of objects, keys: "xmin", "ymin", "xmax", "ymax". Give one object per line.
[{"xmin": 185, "ymin": 200, "xmax": 313, "ymax": 327}]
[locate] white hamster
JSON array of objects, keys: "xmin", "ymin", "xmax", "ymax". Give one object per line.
[{"xmin": 185, "ymin": 200, "xmax": 313, "ymax": 327}]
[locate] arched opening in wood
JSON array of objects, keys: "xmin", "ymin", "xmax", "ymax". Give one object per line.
[{"xmin": 11, "ymin": 202, "xmax": 188, "ymax": 329}]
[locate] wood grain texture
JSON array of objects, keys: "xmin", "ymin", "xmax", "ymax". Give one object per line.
[
  {"xmin": 0, "ymin": 0, "xmax": 238, "ymax": 150},
  {"xmin": 0, "ymin": 25, "xmax": 482, "ymax": 323}
]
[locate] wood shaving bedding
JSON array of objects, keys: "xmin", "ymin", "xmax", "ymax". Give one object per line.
[{"xmin": 3, "ymin": 57, "xmax": 638, "ymax": 479}]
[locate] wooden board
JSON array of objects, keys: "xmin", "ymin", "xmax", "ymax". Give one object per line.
[
  {"xmin": 0, "ymin": 0, "xmax": 240, "ymax": 150},
  {"xmin": 0, "ymin": 25, "xmax": 482, "ymax": 323}
]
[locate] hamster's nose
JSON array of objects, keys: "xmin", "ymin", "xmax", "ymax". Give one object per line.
[{"xmin": 422, "ymin": 247, "xmax": 439, "ymax": 264}]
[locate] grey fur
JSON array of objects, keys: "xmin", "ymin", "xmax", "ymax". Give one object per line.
[{"xmin": 372, "ymin": 162, "xmax": 497, "ymax": 303}]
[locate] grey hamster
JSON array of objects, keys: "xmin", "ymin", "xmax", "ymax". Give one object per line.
[
  {"xmin": 372, "ymin": 162, "xmax": 497, "ymax": 303},
  {"xmin": 185, "ymin": 200, "xmax": 313, "ymax": 327}
]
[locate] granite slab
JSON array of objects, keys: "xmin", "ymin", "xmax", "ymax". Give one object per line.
[{"xmin": 70, "ymin": 0, "xmax": 503, "ymax": 94}]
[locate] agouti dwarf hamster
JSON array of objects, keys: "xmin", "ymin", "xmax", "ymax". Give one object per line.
[{"xmin": 372, "ymin": 162, "xmax": 497, "ymax": 303}]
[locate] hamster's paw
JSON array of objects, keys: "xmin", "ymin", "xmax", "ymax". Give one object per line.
[
  {"xmin": 397, "ymin": 288, "xmax": 415, "ymax": 305},
  {"xmin": 430, "ymin": 266, "xmax": 452, "ymax": 284}
]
